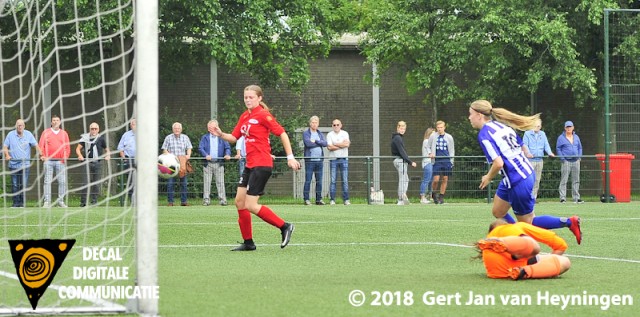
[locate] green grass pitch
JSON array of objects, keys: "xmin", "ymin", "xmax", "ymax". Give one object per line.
[{"xmin": 158, "ymin": 201, "xmax": 640, "ymax": 317}]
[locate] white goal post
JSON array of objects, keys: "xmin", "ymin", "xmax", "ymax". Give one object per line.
[{"xmin": 0, "ymin": 0, "xmax": 158, "ymax": 315}]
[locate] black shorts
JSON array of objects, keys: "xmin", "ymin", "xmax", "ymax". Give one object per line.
[{"xmin": 238, "ymin": 166, "xmax": 273, "ymax": 196}]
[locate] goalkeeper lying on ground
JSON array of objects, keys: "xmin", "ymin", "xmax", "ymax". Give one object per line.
[{"xmin": 474, "ymin": 220, "xmax": 571, "ymax": 280}]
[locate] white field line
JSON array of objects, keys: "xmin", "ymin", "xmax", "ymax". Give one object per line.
[{"xmin": 159, "ymin": 241, "xmax": 640, "ymax": 264}]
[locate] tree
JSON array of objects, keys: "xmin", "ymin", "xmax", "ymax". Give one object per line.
[
  {"xmin": 159, "ymin": 0, "xmax": 355, "ymax": 92},
  {"xmin": 358, "ymin": 0, "xmax": 633, "ymax": 112}
]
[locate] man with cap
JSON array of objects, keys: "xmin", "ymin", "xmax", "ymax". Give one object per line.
[{"xmin": 556, "ymin": 121, "xmax": 583, "ymax": 203}]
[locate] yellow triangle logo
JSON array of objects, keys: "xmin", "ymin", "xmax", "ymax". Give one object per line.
[{"xmin": 8, "ymin": 239, "xmax": 75, "ymax": 310}]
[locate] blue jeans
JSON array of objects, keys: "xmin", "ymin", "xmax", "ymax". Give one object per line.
[
  {"xmin": 419, "ymin": 163, "xmax": 433, "ymax": 195},
  {"xmin": 10, "ymin": 166, "xmax": 30, "ymax": 207},
  {"xmin": 330, "ymin": 159, "xmax": 349, "ymax": 201},
  {"xmin": 303, "ymin": 160, "xmax": 323, "ymax": 201},
  {"xmin": 238, "ymin": 158, "xmax": 246, "ymax": 177},
  {"xmin": 167, "ymin": 176, "xmax": 188, "ymax": 203}
]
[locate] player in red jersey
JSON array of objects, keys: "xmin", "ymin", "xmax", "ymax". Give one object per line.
[{"xmin": 214, "ymin": 85, "xmax": 301, "ymax": 251}]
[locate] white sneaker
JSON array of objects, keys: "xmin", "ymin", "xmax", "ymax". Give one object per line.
[
  {"xmin": 330, "ymin": 200, "xmax": 336, "ymax": 205},
  {"xmin": 42, "ymin": 202, "xmax": 50, "ymax": 208},
  {"xmin": 344, "ymin": 200, "xmax": 351, "ymax": 206},
  {"xmin": 304, "ymin": 200, "xmax": 311, "ymax": 205},
  {"xmin": 58, "ymin": 202, "xmax": 68, "ymax": 208},
  {"xmin": 420, "ymin": 198, "xmax": 431, "ymax": 204},
  {"xmin": 397, "ymin": 201, "xmax": 404, "ymax": 205}
]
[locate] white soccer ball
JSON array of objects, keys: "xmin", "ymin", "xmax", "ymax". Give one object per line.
[{"xmin": 158, "ymin": 153, "xmax": 180, "ymax": 179}]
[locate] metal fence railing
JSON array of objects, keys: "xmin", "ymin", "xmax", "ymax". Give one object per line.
[{"xmin": 1, "ymin": 155, "xmax": 636, "ymax": 206}]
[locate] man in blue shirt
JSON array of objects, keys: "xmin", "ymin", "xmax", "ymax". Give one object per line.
[
  {"xmin": 2, "ymin": 119, "xmax": 39, "ymax": 207},
  {"xmin": 556, "ymin": 121, "xmax": 583, "ymax": 203},
  {"xmin": 199, "ymin": 119, "xmax": 231, "ymax": 206},
  {"xmin": 118, "ymin": 118, "xmax": 136, "ymax": 204},
  {"xmin": 523, "ymin": 119, "xmax": 555, "ymax": 200}
]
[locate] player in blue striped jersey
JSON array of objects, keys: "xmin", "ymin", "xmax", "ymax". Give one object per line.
[{"xmin": 468, "ymin": 100, "xmax": 582, "ymax": 244}]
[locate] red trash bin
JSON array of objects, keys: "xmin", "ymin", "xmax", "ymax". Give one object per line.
[{"xmin": 595, "ymin": 153, "xmax": 635, "ymax": 202}]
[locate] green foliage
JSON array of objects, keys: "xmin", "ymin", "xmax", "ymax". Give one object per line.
[
  {"xmin": 159, "ymin": 0, "xmax": 354, "ymax": 93},
  {"xmin": 358, "ymin": 0, "xmax": 630, "ymax": 109}
]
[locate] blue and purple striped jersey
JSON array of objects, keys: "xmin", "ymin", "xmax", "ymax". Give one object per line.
[{"xmin": 478, "ymin": 121, "xmax": 534, "ymax": 188}]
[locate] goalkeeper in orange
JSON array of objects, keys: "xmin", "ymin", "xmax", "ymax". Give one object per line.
[{"xmin": 475, "ymin": 219, "xmax": 571, "ymax": 280}]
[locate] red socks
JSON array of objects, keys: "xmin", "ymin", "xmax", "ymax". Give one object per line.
[
  {"xmin": 237, "ymin": 209, "xmax": 253, "ymax": 240},
  {"xmin": 256, "ymin": 205, "xmax": 285, "ymax": 228}
]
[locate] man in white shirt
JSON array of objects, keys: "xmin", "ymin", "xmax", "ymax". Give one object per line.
[{"xmin": 326, "ymin": 118, "xmax": 351, "ymax": 205}]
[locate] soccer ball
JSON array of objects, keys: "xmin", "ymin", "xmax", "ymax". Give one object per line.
[{"xmin": 158, "ymin": 153, "xmax": 180, "ymax": 179}]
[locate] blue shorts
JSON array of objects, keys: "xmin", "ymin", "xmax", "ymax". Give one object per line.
[
  {"xmin": 433, "ymin": 161, "xmax": 453, "ymax": 177},
  {"xmin": 495, "ymin": 176, "xmax": 535, "ymax": 216}
]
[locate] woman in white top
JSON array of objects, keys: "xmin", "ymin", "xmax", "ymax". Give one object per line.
[{"xmin": 419, "ymin": 128, "xmax": 435, "ymax": 204}]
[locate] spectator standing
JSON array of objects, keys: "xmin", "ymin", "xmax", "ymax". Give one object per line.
[
  {"xmin": 199, "ymin": 119, "xmax": 231, "ymax": 206},
  {"xmin": 419, "ymin": 127, "xmax": 435, "ymax": 204},
  {"xmin": 391, "ymin": 121, "xmax": 417, "ymax": 205},
  {"xmin": 39, "ymin": 115, "xmax": 71, "ymax": 208},
  {"xmin": 161, "ymin": 122, "xmax": 193, "ymax": 206},
  {"xmin": 522, "ymin": 119, "xmax": 555, "ymax": 200},
  {"xmin": 302, "ymin": 115, "xmax": 328, "ymax": 205},
  {"xmin": 2, "ymin": 119, "xmax": 39, "ymax": 208},
  {"xmin": 76, "ymin": 122, "xmax": 110, "ymax": 207},
  {"xmin": 429, "ymin": 120, "xmax": 455, "ymax": 204},
  {"xmin": 326, "ymin": 118, "xmax": 350, "ymax": 205},
  {"xmin": 235, "ymin": 135, "xmax": 247, "ymax": 176},
  {"xmin": 556, "ymin": 121, "xmax": 583, "ymax": 204},
  {"xmin": 117, "ymin": 118, "xmax": 136, "ymax": 203}
]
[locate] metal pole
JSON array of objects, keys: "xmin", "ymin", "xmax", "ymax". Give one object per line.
[{"xmin": 604, "ymin": 9, "xmax": 612, "ymax": 202}]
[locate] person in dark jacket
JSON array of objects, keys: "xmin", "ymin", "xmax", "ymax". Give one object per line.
[
  {"xmin": 391, "ymin": 121, "xmax": 417, "ymax": 205},
  {"xmin": 556, "ymin": 121, "xmax": 583, "ymax": 204},
  {"xmin": 302, "ymin": 116, "xmax": 328, "ymax": 205}
]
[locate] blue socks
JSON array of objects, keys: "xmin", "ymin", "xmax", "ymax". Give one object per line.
[
  {"xmin": 532, "ymin": 215, "xmax": 567, "ymax": 229},
  {"xmin": 503, "ymin": 213, "xmax": 516, "ymax": 224}
]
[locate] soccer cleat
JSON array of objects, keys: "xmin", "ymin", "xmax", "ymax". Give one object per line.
[
  {"xmin": 219, "ymin": 200, "xmax": 228, "ymax": 206},
  {"xmin": 575, "ymin": 199, "xmax": 584, "ymax": 204},
  {"xmin": 477, "ymin": 238, "xmax": 508, "ymax": 253},
  {"xmin": 568, "ymin": 215, "xmax": 582, "ymax": 245},
  {"xmin": 280, "ymin": 223, "xmax": 295, "ymax": 248},
  {"xmin": 560, "ymin": 199, "xmax": 566, "ymax": 203},
  {"xmin": 202, "ymin": 199, "xmax": 210, "ymax": 206},
  {"xmin": 508, "ymin": 267, "xmax": 528, "ymax": 280},
  {"xmin": 231, "ymin": 243, "xmax": 256, "ymax": 251}
]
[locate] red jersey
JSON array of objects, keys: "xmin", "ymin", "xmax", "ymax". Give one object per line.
[{"xmin": 231, "ymin": 105, "xmax": 285, "ymax": 168}]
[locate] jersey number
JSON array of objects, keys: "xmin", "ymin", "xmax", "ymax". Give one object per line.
[{"xmin": 501, "ymin": 134, "xmax": 520, "ymax": 151}]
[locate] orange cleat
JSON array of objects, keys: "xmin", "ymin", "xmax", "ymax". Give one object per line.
[{"xmin": 477, "ymin": 238, "xmax": 508, "ymax": 253}]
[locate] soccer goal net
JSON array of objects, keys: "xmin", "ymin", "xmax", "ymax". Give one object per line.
[{"xmin": 1, "ymin": 0, "xmax": 158, "ymax": 315}]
